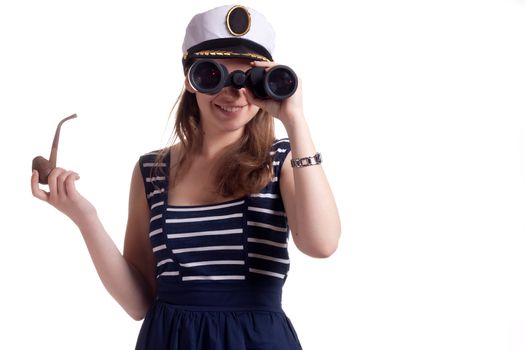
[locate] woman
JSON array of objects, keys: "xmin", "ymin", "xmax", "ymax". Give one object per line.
[{"xmin": 31, "ymin": 5, "xmax": 340, "ymax": 349}]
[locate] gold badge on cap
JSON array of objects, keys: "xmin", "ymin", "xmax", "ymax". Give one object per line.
[{"xmin": 226, "ymin": 5, "xmax": 251, "ymax": 36}]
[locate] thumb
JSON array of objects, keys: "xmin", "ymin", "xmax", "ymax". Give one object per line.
[{"xmin": 31, "ymin": 170, "xmax": 50, "ymax": 202}]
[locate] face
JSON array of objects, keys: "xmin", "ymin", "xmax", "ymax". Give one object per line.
[{"xmin": 186, "ymin": 58, "xmax": 261, "ymax": 136}]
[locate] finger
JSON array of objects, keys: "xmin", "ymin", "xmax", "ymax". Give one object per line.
[
  {"xmin": 47, "ymin": 167, "xmax": 65, "ymax": 200},
  {"xmin": 64, "ymin": 172, "xmax": 80, "ymax": 198},
  {"xmin": 250, "ymin": 61, "xmax": 277, "ymax": 69},
  {"xmin": 57, "ymin": 170, "xmax": 74, "ymax": 200},
  {"xmin": 31, "ymin": 170, "xmax": 50, "ymax": 202}
]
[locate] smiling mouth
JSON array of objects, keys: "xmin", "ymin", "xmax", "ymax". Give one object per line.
[{"xmin": 216, "ymin": 104, "xmax": 246, "ymax": 113}]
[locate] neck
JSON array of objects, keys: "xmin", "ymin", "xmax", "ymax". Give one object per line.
[{"xmin": 199, "ymin": 127, "xmax": 244, "ymax": 159}]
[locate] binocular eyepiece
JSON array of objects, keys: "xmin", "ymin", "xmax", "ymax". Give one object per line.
[{"xmin": 188, "ymin": 59, "xmax": 298, "ymax": 101}]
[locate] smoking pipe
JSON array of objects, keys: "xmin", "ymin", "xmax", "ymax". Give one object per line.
[{"xmin": 32, "ymin": 114, "xmax": 78, "ymax": 184}]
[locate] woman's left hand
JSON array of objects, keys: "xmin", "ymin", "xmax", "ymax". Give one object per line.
[{"xmin": 242, "ymin": 61, "xmax": 304, "ymax": 126}]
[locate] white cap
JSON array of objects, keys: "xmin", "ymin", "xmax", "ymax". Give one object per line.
[{"xmin": 182, "ymin": 5, "xmax": 276, "ymax": 67}]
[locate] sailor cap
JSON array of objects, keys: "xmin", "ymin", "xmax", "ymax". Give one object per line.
[{"xmin": 182, "ymin": 5, "xmax": 275, "ymax": 69}]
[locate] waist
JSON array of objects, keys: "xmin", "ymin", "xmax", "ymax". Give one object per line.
[{"xmin": 156, "ymin": 284, "xmax": 283, "ymax": 312}]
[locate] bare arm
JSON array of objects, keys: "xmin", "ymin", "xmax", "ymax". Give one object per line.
[
  {"xmin": 31, "ymin": 162, "xmax": 155, "ymax": 320},
  {"xmin": 279, "ymin": 117, "xmax": 341, "ymax": 258},
  {"xmin": 123, "ymin": 162, "xmax": 157, "ymax": 312},
  {"xmin": 244, "ymin": 61, "xmax": 341, "ymax": 258}
]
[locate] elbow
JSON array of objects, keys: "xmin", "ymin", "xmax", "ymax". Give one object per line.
[
  {"xmin": 298, "ymin": 237, "xmax": 339, "ymax": 258},
  {"xmin": 311, "ymin": 242, "xmax": 339, "ymax": 258},
  {"xmin": 317, "ymin": 225, "xmax": 342, "ymax": 258},
  {"xmin": 292, "ymin": 224, "xmax": 341, "ymax": 258},
  {"xmin": 313, "ymin": 227, "xmax": 342, "ymax": 258},
  {"xmin": 124, "ymin": 300, "xmax": 152, "ymax": 321},
  {"xmin": 296, "ymin": 222, "xmax": 341, "ymax": 258},
  {"xmin": 130, "ymin": 310, "xmax": 146, "ymax": 321},
  {"xmin": 125, "ymin": 287, "xmax": 156, "ymax": 321},
  {"xmin": 128, "ymin": 308, "xmax": 148, "ymax": 321}
]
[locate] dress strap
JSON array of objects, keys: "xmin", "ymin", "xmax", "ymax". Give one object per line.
[
  {"xmin": 271, "ymin": 138, "xmax": 292, "ymax": 183},
  {"xmin": 138, "ymin": 150, "xmax": 170, "ymax": 211}
]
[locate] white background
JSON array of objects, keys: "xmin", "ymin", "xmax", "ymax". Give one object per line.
[{"xmin": 1, "ymin": 0, "xmax": 525, "ymax": 349}]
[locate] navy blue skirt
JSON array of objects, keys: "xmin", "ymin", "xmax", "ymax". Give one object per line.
[
  {"xmin": 135, "ymin": 285, "xmax": 303, "ymax": 350},
  {"xmin": 135, "ymin": 300, "xmax": 302, "ymax": 350}
]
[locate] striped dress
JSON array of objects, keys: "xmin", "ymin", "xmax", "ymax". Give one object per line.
[{"xmin": 135, "ymin": 139, "xmax": 302, "ymax": 350}]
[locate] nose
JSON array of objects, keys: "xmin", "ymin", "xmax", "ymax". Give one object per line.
[{"xmin": 221, "ymin": 86, "xmax": 243, "ymax": 98}]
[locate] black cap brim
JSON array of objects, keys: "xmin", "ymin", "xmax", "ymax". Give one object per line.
[{"xmin": 183, "ymin": 38, "xmax": 272, "ymax": 70}]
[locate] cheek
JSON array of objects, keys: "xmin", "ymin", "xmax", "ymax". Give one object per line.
[
  {"xmin": 195, "ymin": 93, "xmax": 215, "ymax": 113},
  {"xmin": 195, "ymin": 93, "xmax": 213, "ymax": 106},
  {"xmin": 248, "ymin": 105, "xmax": 261, "ymax": 118}
]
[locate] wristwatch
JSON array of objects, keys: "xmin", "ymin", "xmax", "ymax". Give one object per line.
[{"xmin": 290, "ymin": 152, "xmax": 322, "ymax": 168}]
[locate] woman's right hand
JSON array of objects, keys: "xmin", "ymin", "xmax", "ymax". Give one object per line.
[{"xmin": 31, "ymin": 168, "xmax": 97, "ymax": 228}]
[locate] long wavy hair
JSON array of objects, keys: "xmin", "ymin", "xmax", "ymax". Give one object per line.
[{"xmin": 154, "ymin": 89, "xmax": 275, "ymax": 198}]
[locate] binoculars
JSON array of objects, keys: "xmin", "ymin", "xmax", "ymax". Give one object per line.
[{"xmin": 187, "ymin": 59, "xmax": 298, "ymax": 101}]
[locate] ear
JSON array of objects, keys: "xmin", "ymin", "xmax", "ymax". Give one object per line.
[{"xmin": 184, "ymin": 78, "xmax": 197, "ymax": 94}]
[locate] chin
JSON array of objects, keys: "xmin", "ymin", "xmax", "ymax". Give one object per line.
[
  {"xmin": 218, "ymin": 119, "xmax": 251, "ymax": 133},
  {"xmin": 213, "ymin": 111, "xmax": 257, "ymax": 131}
]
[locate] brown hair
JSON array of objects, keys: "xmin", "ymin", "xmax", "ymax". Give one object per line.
[{"xmin": 154, "ymin": 89, "xmax": 275, "ymax": 198}]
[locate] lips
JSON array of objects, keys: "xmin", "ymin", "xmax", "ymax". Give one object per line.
[{"xmin": 216, "ymin": 104, "xmax": 246, "ymax": 113}]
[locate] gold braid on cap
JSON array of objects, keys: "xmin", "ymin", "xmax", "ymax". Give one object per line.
[{"xmin": 189, "ymin": 50, "xmax": 270, "ymax": 62}]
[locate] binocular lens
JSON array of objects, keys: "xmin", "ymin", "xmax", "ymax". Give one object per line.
[
  {"xmin": 190, "ymin": 61, "xmax": 223, "ymax": 92},
  {"xmin": 266, "ymin": 67, "xmax": 297, "ymax": 99}
]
